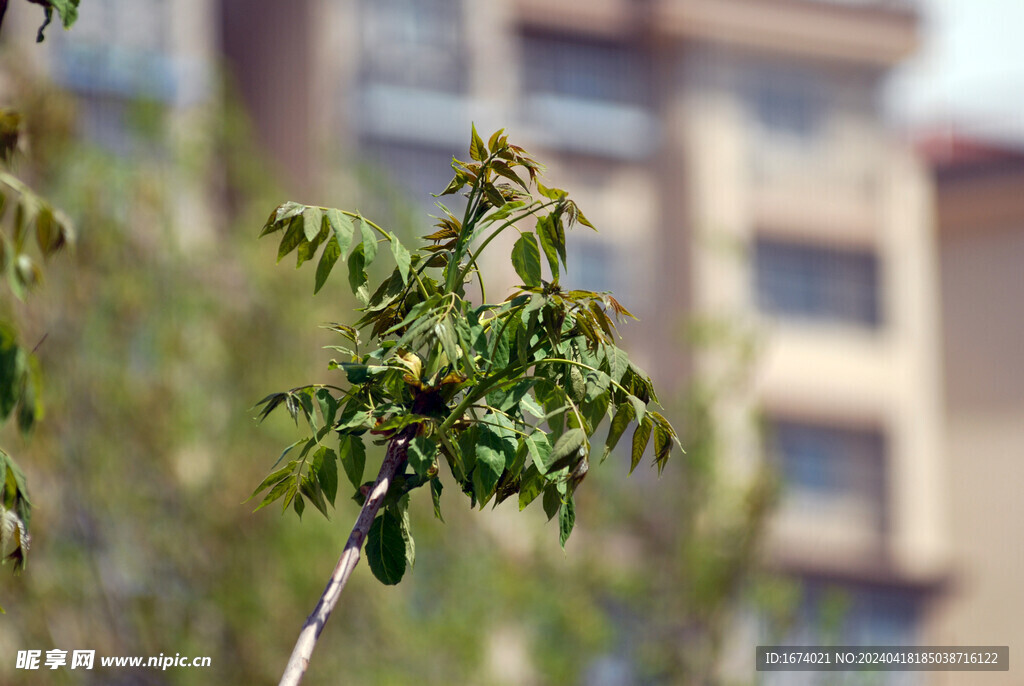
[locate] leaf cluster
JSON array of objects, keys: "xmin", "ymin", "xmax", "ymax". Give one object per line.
[
  {"xmin": 0, "ymin": 110, "xmax": 74, "ymax": 298},
  {"xmin": 0, "ymin": 0, "xmax": 80, "ymax": 43},
  {"xmin": 253, "ymin": 127, "xmax": 682, "ymax": 584},
  {"xmin": 0, "ymin": 110, "xmax": 73, "ymax": 587}
]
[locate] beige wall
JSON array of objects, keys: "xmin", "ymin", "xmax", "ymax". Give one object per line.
[
  {"xmin": 678, "ymin": 45, "xmax": 947, "ymax": 583},
  {"xmin": 926, "ymin": 212, "xmax": 1024, "ymax": 685}
]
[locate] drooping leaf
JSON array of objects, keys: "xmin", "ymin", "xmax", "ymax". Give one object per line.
[
  {"xmin": 435, "ymin": 318, "xmax": 460, "ymax": 367},
  {"xmin": 338, "ymin": 434, "xmax": 366, "ymax": 490},
  {"xmin": 567, "ymin": 366, "xmax": 586, "ymax": 404},
  {"xmin": 511, "ymin": 232, "xmax": 542, "ymax": 288},
  {"xmin": 630, "ymin": 415, "xmax": 653, "ymax": 474},
  {"xmin": 0, "ymin": 327, "xmax": 21, "ymax": 421},
  {"xmin": 559, "ymin": 495, "xmax": 576, "ymax": 549},
  {"xmin": 256, "ymin": 473, "xmax": 296, "ymax": 511},
  {"xmin": 389, "ymin": 233, "xmax": 412, "ymax": 284},
  {"xmin": 650, "ymin": 411, "xmax": 680, "ymax": 473},
  {"xmin": 16, "ymin": 356, "xmax": 42, "ymax": 435},
  {"xmin": 542, "ymin": 484, "xmax": 561, "ymax": 521},
  {"xmin": 544, "ymin": 428, "xmax": 586, "ymax": 474},
  {"xmin": 525, "ymin": 431, "xmax": 552, "ymax": 473},
  {"xmin": 394, "ymin": 495, "xmax": 416, "ymax": 568},
  {"xmin": 327, "ymin": 208, "xmax": 355, "ymax": 256},
  {"xmin": 358, "ymin": 217, "xmax": 378, "ymax": 266},
  {"xmin": 276, "ymin": 215, "xmax": 305, "ymax": 263},
  {"xmin": 302, "ymin": 206, "xmax": 323, "ymax": 242},
  {"xmin": 365, "ymin": 510, "xmax": 406, "ymax": 585},
  {"xmin": 603, "ymin": 402, "xmax": 634, "ymax": 461},
  {"xmin": 315, "ymin": 234, "xmax": 342, "ymax": 293},
  {"xmin": 315, "ymin": 447, "xmax": 339, "ymax": 506},
  {"xmin": 475, "ymin": 425, "xmax": 513, "ymax": 501},
  {"xmin": 315, "ymin": 388, "xmax": 339, "ymax": 427},
  {"xmin": 347, "ymin": 242, "xmax": 368, "ymax": 300},
  {"xmin": 430, "ymin": 477, "xmax": 444, "ymax": 521},
  {"xmin": 247, "ymin": 465, "xmax": 292, "ymax": 502},
  {"xmin": 626, "ymin": 394, "xmax": 646, "ymax": 426},
  {"xmin": 518, "ymin": 464, "xmax": 545, "ymax": 510},
  {"xmin": 607, "ymin": 346, "xmax": 629, "ymax": 384},
  {"xmin": 536, "ymin": 215, "xmax": 560, "ymax": 278}
]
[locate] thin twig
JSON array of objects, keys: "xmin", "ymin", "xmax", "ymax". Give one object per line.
[{"xmin": 277, "ymin": 433, "xmax": 411, "ymax": 686}]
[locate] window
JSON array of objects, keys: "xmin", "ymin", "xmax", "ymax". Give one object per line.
[
  {"xmin": 768, "ymin": 419, "xmax": 887, "ymax": 533},
  {"xmin": 762, "ymin": 580, "xmax": 923, "ymax": 686},
  {"xmin": 520, "ymin": 31, "xmax": 650, "ymax": 106},
  {"xmin": 754, "ymin": 237, "xmax": 881, "ymax": 326},
  {"xmin": 747, "ymin": 68, "xmax": 827, "ymax": 140},
  {"xmin": 360, "ymin": 139, "xmax": 460, "ymax": 209},
  {"xmin": 359, "ymin": 0, "xmax": 465, "ymax": 93},
  {"xmin": 566, "ymin": 238, "xmax": 618, "ymax": 295},
  {"xmin": 51, "ymin": 0, "xmax": 175, "ymax": 101}
]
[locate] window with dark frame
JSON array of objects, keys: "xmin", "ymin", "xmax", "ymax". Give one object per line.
[
  {"xmin": 359, "ymin": 0, "xmax": 466, "ymax": 93},
  {"xmin": 767, "ymin": 418, "xmax": 888, "ymax": 535},
  {"xmin": 520, "ymin": 31, "xmax": 651, "ymax": 106},
  {"xmin": 754, "ymin": 236, "xmax": 881, "ymax": 327}
]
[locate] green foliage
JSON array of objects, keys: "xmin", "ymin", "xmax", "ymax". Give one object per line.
[
  {"xmin": 0, "ymin": 0, "xmax": 80, "ymax": 43},
  {"xmin": 0, "ymin": 448, "xmax": 30, "ymax": 574},
  {"xmin": 0, "ymin": 109, "xmax": 74, "ymax": 592},
  {"xmin": 254, "ymin": 127, "xmax": 682, "ymax": 584},
  {"xmin": 33, "ymin": 0, "xmax": 80, "ymax": 43}
]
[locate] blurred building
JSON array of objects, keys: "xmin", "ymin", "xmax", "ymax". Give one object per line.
[
  {"xmin": 212, "ymin": 0, "xmax": 952, "ymax": 681},
  {"xmin": 919, "ymin": 132, "xmax": 1024, "ymax": 686},
  {"xmin": 231, "ymin": 0, "xmax": 947, "ymax": 675},
  {"xmin": 4, "ymin": 0, "xmax": 972, "ymax": 682},
  {"xmin": 3, "ymin": 0, "xmax": 222, "ymax": 247}
]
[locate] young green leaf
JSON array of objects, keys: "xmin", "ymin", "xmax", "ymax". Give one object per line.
[
  {"xmin": 469, "ymin": 124, "xmax": 486, "ymax": 162},
  {"xmin": 365, "ymin": 511, "xmax": 406, "ymax": 585}
]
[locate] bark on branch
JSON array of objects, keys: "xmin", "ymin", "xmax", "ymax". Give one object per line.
[{"xmin": 277, "ymin": 433, "xmax": 411, "ymax": 686}]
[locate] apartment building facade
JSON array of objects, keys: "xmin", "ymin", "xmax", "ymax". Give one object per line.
[
  {"xmin": 921, "ymin": 133, "xmax": 1024, "ymax": 686},
  {"xmin": 8, "ymin": 0, "xmax": 957, "ymax": 681},
  {"xmin": 270, "ymin": 0, "xmax": 947, "ymax": 664}
]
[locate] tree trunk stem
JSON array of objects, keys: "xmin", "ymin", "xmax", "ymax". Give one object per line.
[{"xmin": 277, "ymin": 434, "xmax": 410, "ymax": 686}]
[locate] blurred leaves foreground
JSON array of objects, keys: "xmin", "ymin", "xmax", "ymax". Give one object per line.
[{"xmin": 0, "ymin": 68, "xmax": 778, "ymax": 686}]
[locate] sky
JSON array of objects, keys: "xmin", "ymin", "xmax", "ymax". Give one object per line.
[{"xmin": 887, "ymin": 0, "xmax": 1024, "ymax": 141}]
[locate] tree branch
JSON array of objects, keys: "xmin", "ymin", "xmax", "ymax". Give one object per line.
[{"xmin": 277, "ymin": 433, "xmax": 411, "ymax": 686}]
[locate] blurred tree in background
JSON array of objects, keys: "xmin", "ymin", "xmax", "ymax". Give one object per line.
[{"xmin": 0, "ymin": 55, "xmax": 781, "ymax": 686}]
